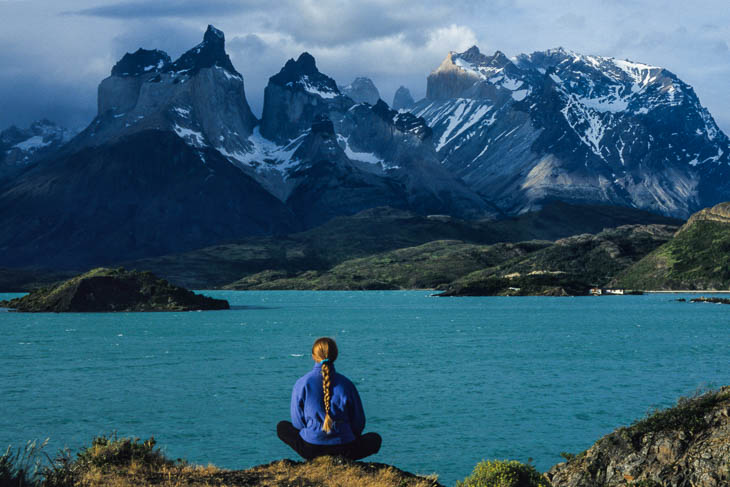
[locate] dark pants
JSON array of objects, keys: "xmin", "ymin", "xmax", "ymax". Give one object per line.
[{"xmin": 277, "ymin": 421, "xmax": 382, "ymax": 461}]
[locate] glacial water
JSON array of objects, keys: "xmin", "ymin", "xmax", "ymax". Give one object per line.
[{"xmin": 1, "ymin": 291, "xmax": 729, "ymax": 485}]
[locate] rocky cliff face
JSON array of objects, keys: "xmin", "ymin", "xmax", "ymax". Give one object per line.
[
  {"xmin": 676, "ymin": 201, "xmax": 730, "ymax": 234},
  {"xmin": 72, "ymin": 25, "xmax": 257, "ymax": 160},
  {"xmin": 392, "ymin": 86, "xmax": 415, "ymax": 110},
  {"xmin": 253, "ymin": 53, "xmax": 495, "ymax": 219},
  {"xmin": 260, "ymin": 52, "xmax": 351, "ymax": 144},
  {"xmin": 340, "ymin": 76, "xmax": 381, "ymax": 105},
  {"xmin": 547, "ymin": 387, "xmax": 730, "ymax": 487},
  {"xmin": 0, "ymin": 26, "xmax": 500, "ymax": 270},
  {"xmin": 411, "ymin": 46, "xmax": 730, "ymax": 218}
]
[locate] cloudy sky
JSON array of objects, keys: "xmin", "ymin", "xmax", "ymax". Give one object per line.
[{"xmin": 1, "ymin": 0, "xmax": 729, "ymax": 134}]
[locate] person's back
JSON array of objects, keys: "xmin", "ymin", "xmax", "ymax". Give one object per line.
[{"xmin": 277, "ymin": 337, "xmax": 381, "ymax": 460}]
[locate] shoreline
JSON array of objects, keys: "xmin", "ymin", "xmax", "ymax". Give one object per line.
[{"xmin": 642, "ymin": 290, "xmax": 730, "ymax": 294}]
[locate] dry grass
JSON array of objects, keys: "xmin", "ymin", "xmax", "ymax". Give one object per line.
[{"xmin": 73, "ymin": 457, "xmax": 442, "ymax": 487}]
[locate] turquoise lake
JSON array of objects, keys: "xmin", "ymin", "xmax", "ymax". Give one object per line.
[{"xmin": 1, "ymin": 291, "xmax": 729, "ymax": 485}]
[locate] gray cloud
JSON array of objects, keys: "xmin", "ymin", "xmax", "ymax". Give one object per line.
[{"xmin": 66, "ymin": 0, "xmax": 265, "ymax": 19}]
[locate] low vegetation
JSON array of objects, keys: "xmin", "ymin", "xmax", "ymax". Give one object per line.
[
  {"xmin": 0, "ymin": 434, "xmax": 442, "ymax": 487},
  {"xmin": 224, "ymin": 240, "xmax": 549, "ymax": 291},
  {"xmin": 4, "ymin": 387, "xmax": 730, "ymax": 486},
  {"xmin": 225, "ymin": 224, "xmax": 676, "ymax": 295},
  {"xmin": 621, "ymin": 388, "xmax": 730, "ymax": 450},
  {"xmin": 613, "ymin": 204, "xmax": 730, "ymax": 290},
  {"xmin": 456, "ymin": 460, "xmax": 551, "ymax": 487},
  {"xmin": 118, "ymin": 203, "xmax": 678, "ymax": 290}
]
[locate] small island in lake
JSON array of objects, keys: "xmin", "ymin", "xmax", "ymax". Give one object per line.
[
  {"xmin": 690, "ymin": 296, "xmax": 730, "ymax": 305},
  {"xmin": 0, "ymin": 267, "xmax": 229, "ymax": 312}
]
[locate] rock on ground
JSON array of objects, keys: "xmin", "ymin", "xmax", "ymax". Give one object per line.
[{"xmin": 547, "ymin": 387, "xmax": 730, "ymax": 487}]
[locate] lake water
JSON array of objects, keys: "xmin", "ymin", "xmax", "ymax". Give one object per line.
[{"xmin": 1, "ymin": 291, "xmax": 729, "ymax": 485}]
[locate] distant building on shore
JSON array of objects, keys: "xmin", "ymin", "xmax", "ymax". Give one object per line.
[{"xmin": 590, "ymin": 288, "xmax": 626, "ymax": 296}]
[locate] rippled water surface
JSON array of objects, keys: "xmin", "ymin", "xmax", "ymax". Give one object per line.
[{"xmin": 2, "ymin": 291, "xmax": 729, "ymax": 485}]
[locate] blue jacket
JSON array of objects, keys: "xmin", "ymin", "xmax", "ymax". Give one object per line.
[{"xmin": 290, "ymin": 363, "xmax": 366, "ymax": 445}]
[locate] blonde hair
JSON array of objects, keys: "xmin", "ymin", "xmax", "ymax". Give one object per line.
[{"xmin": 312, "ymin": 337, "xmax": 339, "ymax": 434}]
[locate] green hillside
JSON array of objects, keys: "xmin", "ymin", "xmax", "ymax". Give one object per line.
[
  {"xmin": 440, "ymin": 224, "xmax": 677, "ymax": 296},
  {"xmin": 224, "ymin": 240, "xmax": 549, "ymax": 290},
  {"xmin": 123, "ymin": 203, "xmax": 678, "ymax": 290},
  {"xmin": 228, "ymin": 224, "xmax": 677, "ymax": 294},
  {"xmin": 613, "ymin": 205, "xmax": 730, "ymax": 290}
]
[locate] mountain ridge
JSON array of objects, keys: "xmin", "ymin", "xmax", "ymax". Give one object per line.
[
  {"xmin": 1, "ymin": 28, "xmax": 728, "ymax": 270},
  {"xmin": 410, "ymin": 45, "xmax": 730, "ymax": 218}
]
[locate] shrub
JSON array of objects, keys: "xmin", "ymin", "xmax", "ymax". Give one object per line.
[
  {"xmin": 625, "ymin": 388, "xmax": 729, "ymax": 449},
  {"xmin": 43, "ymin": 434, "xmax": 174, "ymax": 486},
  {"xmin": 74, "ymin": 434, "xmax": 172, "ymax": 472},
  {"xmin": 456, "ymin": 459, "xmax": 551, "ymax": 487},
  {"xmin": 0, "ymin": 440, "xmax": 46, "ymax": 487}
]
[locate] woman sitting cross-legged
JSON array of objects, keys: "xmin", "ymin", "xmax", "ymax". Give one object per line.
[{"xmin": 277, "ymin": 337, "xmax": 382, "ymax": 460}]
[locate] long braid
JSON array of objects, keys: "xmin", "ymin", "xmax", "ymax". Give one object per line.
[
  {"xmin": 312, "ymin": 337, "xmax": 339, "ymax": 435},
  {"xmin": 321, "ymin": 362, "xmax": 334, "ymax": 434}
]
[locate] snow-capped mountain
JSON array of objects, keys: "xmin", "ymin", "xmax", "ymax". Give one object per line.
[
  {"xmin": 0, "ymin": 27, "xmax": 493, "ymax": 269},
  {"xmin": 252, "ymin": 52, "xmax": 494, "ymax": 222},
  {"xmin": 411, "ymin": 46, "xmax": 730, "ymax": 217},
  {"xmin": 339, "ymin": 77, "xmax": 381, "ymax": 105},
  {"xmin": 0, "ymin": 119, "xmax": 74, "ymax": 170}
]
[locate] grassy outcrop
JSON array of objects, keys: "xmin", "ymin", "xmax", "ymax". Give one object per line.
[
  {"xmin": 2, "ymin": 435, "xmax": 442, "ymax": 487},
  {"xmin": 0, "ymin": 268, "xmax": 228, "ymax": 312},
  {"xmin": 613, "ymin": 203, "xmax": 730, "ymax": 290}
]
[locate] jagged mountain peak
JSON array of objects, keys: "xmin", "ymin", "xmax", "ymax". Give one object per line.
[
  {"xmin": 371, "ymin": 99, "xmax": 393, "ymax": 120},
  {"xmin": 392, "ymin": 86, "xmax": 414, "ymax": 110},
  {"xmin": 170, "ymin": 24, "xmax": 238, "ymax": 75},
  {"xmin": 447, "ymin": 46, "xmax": 512, "ymax": 70},
  {"xmin": 459, "ymin": 45, "xmax": 482, "ymax": 59},
  {"xmin": 428, "ymin": 44, "xmax": 529, "ymax": 100},
  {"xmin": 414, "ymin": 43, "xmax": 730, "ymax": 218},
  {"xmin": 273, "ymin": 53, "xmax": 318, "ymax": 81},
  {"xmin": 260, "ymin": 51, "xmax": 346, "ymax": 142},
  {"xmin": 268, "ymin": 52, "xmax": 339, "ymax": 96},
  {"xmin": 340, "ymin": 77, "xmax": 380, "ymax": 105},
  {"xmin": 204, "ymin": 24, "xmax": 224, "ymax": 42},
  {"xmin": 111, "ymin": 48, "xmax": 171, "ymax": 77}
]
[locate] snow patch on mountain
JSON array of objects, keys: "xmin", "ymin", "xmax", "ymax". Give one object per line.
[
  {"xmin": 286, "ymin": 75, "xmax": 339, "ymax": 99},
  {"xmin": 174, "ymin": 125, "xmax": 206, "ymax": 148},
  {"xmin": 13, "ymin": 135, "xmax": 54, "ymax": 151},
  {"xmin": 217, "ymin": 128, "xmax": 305, "ymax": 178}
]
